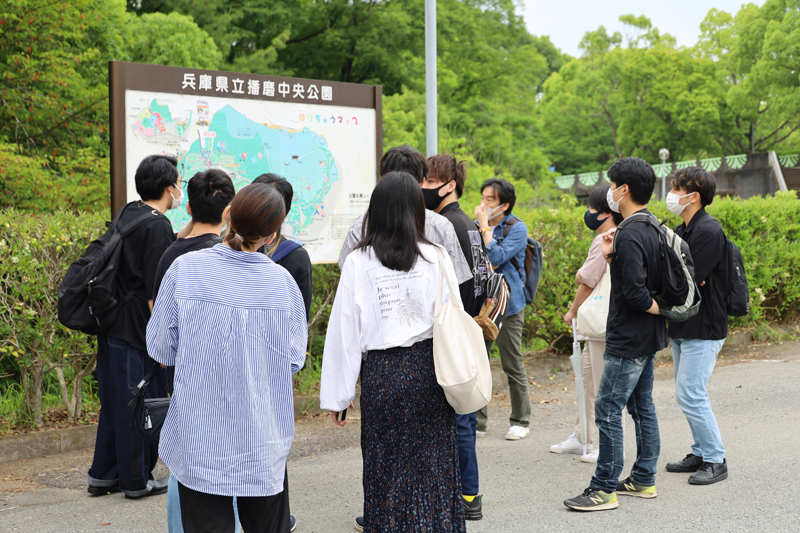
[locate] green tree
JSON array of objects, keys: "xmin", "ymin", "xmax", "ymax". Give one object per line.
[
  {"xmin": 539, "ymin": 15, "xmax": 729, "ymax": 174},
  {"xmin": 700, "ymin": 0, "xmax": 800, "ymax": 154}
]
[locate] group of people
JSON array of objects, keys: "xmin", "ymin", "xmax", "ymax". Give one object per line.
[
  {"xmin": 82, "ymin": 145, "xmax": 730, "ymax": 532},
  {"xmin": 557, "ymin": 158, "xmax": 730, "ymax": 512}
]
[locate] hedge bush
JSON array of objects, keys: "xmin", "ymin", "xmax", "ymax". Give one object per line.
[{"xmin": 0, "ymin": 209, "xmax": 106, "ymax": 426}]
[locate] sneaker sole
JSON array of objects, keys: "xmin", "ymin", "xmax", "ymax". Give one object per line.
[
  {"xmin": 666, "ymin": 464, "xmax": 701, "ymax": 473},
  {"xmin": 580, "ymin": 456, "xmax": 598, "ymax": 463},
  {"xmin": 87, "ymin": 486, "xmax": 120, "ymax": 497},
  {"xmin": 354, "ymin": 518, "xmax": 364, "ymax": 532},
  {"xmin": 617, "ymin": 490, "xmax": 657, "ymax": 499},
  {"xmin": 464, "ymin": 510, "xmax": 483, "ymax": 520},
  {"xmin": 505, "ymin": 433, "xmax": 530, "ymax": 441},
  {"xmin": 688, "ymin": 472, "xmax": 728, "ymax": 485},
  {"xmin": 550, "ymin": 448, "xmax": 584, "ymax": 454},
  {"xmin": 564, "ymin": 500, "xmax": 619, "ymax": 511}
]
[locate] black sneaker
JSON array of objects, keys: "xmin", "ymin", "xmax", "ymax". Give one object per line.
[
  {"xmin": 290, "ymin": 515, "xmax": 297, "ymax": 532},
  {"xmin": 666, "ymin": 453, "xmax": 704, "ymax": 473},
  {"xmin": 688, "ymin": 459, "xmax": 728, "ymax": 485},
  {"xmin": 564, "ymin": 488, "xmax": 618, "ymax": 511},
  {"xmin": 354, "ymin": 516, "xmax": 364, "ymax": 532},
  {"xmin": 462, "ymin": 495, "xmax": 483, "ymax": 520},
  {"xmin": 87, "ymin": 483, "xmax": 120, "ymax": 496}
]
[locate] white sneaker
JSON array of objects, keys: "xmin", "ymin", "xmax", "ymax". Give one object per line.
[
  {"xmin": 476, "ymin": 430, "xmax": 487, "ymax": 438},
  {"xmin": 580, "ymin": 449, "xmax": 599, "ymax": 463},
  {"xmin": 549, "ymin": 432, "xmax": 588, "ymax": 455},
  {"xmin": 505, "ymin": 426, "xmax": 530, "ymax": 440}
]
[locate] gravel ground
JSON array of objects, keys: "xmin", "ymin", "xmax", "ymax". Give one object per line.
[{"xmin": 2, "ymin": 339, "xmax": 799, "ymax": 532}]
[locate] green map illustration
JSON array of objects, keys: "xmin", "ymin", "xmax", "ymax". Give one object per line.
[{"xmin": 133, "ymin": 99, "xmax": 339, "ymax": 237}]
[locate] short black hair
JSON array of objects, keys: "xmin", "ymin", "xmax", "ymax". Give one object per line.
[
  {"xmin": 379, "ymin": 145, "xmax": 428, "ymax": 183},
  {"xmin": 588, "ymin": 185, "xmax": 623, "ymax": 225},
  {"xmin": 186, "ymin": 169, "xmax": 236, "ymax": 224},
  {"xmin": 480, "ymin": 178, "xmax": 516, "ymax": 215},
  {"xmin": 606, "ymin": 157, "xmax": 656, "ymax": 206},
  {"xmin": 253, "ymin": 173, "xmax": 294, "ymax": 215},
  {"xmin": 135, "ymin": 155, "xmax": 179, "ymax": 201},
  {"xmin": 670, "ymin": 166, "xmax": 716, "ymax": 207}
]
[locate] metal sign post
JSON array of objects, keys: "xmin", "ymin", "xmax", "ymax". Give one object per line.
[{"xmin": 425, "ymin": 0, "xmax": 437, "ymax": 157}]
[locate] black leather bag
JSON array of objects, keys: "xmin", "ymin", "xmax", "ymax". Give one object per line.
[{"xmin": 127, "ymin": 363, "xmax": 170, "ymax": 443}]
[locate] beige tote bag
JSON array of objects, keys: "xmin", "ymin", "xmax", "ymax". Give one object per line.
[
  {"xmin": 432, "ymin": 247, "xmax": 492, "ymax": 415},
  {"xmin": 576, "ymin": 268, "xmax": 611, "ymax": 339}
]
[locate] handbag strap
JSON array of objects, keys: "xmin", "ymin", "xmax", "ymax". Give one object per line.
[{"xmin": 433, "ymin": 246, "xmax": 461, "ymax": 317}]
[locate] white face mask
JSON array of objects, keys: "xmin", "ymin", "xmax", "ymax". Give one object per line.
[
  {"xmin": 666, "ymin": 192, "xmax": 693, "ymax": 216},
  {"xmin": 606, "ymin": 186, "xmax": 626, "ymax": 213},
  {"xmin": 169, "ymin": 185, "xmax": 183, "ymax": 210},
  {"xmin": 484, "ymin": 204, "xmax": 505, "ymax": 220}
]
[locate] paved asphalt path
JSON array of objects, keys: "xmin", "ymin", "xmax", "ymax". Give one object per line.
[{"xmin": 2, "ymin": 341, "xmax": 799, "ymax": 532}]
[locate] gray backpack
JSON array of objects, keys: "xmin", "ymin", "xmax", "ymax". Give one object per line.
[{"xmin": 614, "ymin": 212, "xmax": 701, "ymax": 322}]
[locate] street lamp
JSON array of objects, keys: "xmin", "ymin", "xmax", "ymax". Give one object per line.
[{"xmin": 658, "ymin": 148, "xmax": 670, "ymax": 200}]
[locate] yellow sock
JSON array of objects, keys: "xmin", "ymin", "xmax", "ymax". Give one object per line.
[{"xmin": 462, "ymin": 495, "xmax": 476, "ymax": 502}]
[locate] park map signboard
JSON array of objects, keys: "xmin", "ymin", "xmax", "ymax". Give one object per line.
[{"xmin": 109, "ymin": 61, "xmax": 382, "ymax": 263}]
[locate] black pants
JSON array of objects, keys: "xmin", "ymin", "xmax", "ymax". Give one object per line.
[
  {"xmin": 178, "ymin": 471, "xmax": 291, "ymax": 533},
  {"xmin": 88, "ymin": 335, "xmax": 166, "ymax": 495}
]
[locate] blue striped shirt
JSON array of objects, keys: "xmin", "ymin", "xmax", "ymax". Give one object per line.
[{"xmin": 147, "ymin": 244, "xmax": 307, "ymax": 497}]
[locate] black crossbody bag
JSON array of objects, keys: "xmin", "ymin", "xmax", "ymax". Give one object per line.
[{"xmin": 127, "ymin": 362, "xmax": 171, "ymax": 443}]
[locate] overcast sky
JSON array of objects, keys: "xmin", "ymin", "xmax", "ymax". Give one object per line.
[{"xmin": 520, "ymin": 0, "xmax": 763, "ymax": 58}]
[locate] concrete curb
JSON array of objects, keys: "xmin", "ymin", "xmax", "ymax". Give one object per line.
[{"xmin": 0, "ymin": 425, "xmax": 97, "ymax": 464}]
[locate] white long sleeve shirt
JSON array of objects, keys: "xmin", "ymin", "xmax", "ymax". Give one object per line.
[{"xmin": 320, "ymin": 243, "xmax": 462, "ymax": 412}]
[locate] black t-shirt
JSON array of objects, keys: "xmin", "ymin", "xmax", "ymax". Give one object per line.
[
  {"xmin": 152, "ymin": 233, "xmax": 219, "ymax": 302},
  {"xmin": 438, "ymin": 202, "xmax": 488, "ymax": 317},
  {"xmin": 668, "ymin": 209, "xmax": 728, "ymax": 341},
  {"xmin": 606, "ymin": 208, "xmax": 668, "ymax": 359},
  {"xmin": 259, "ymin": 236, "xmax": 313, "ymax": 319},
  {"xmin": 105, "ymin": 201, "xmax": 175, "ymax": 351}
]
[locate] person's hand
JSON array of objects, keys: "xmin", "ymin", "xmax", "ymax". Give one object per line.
[
  {"xmin": 474, "ymin": 204, "xmax": 489, "ymax": 228},
  {"xmin": 564, "ymin": 309, "xmax": 576, "ymax": 327},
  {"xmin": 330, "ymin": 401, "xmax": 355, "ymax": 426},
  {"xmin": 600, "ymin": 227, "xmax": 617, "ymax": 258}
]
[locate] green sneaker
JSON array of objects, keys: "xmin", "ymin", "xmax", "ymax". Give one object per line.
[
  {"xmin": 616, "ymin": 477, "xmax": 657, "ymax": 498},
  {"xmin": 564, "ymin": 488, "xmax": 619, "ymax": 511}
]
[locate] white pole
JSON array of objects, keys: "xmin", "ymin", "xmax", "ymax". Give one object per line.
[{"xmin": 425, "ymin": 0, "xmax": 437, "ymax": 157}]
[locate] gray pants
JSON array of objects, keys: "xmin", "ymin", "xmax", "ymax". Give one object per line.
[{"xmin": 477, "ymin": 309, "xmax": 531, "ymax": 430}]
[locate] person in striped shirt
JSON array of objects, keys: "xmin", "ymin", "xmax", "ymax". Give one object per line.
[{"xmin": 147, "ymin": 183, "xmax": 307, "ymax": 533}]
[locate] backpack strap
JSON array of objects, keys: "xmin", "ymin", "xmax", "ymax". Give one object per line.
[
  {"xmin": 270, "ymin": 239, "xmax": 302, "ymax": 263},
  {"xmin": 499, "ymin": 216, "xmax": 524, "ymax": 279},
  {"xmin": 613, "ymin": 212, "xmax": 660, "ymax": 254},
  {"xmin": 119, "ymin": 208, "xmax": 162, "ymax": 239}
]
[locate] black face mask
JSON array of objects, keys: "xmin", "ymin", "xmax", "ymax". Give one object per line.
[
  {"xmin": 421, "ymin": 182, "xmax": 448, "ymax": 211},
  {"xmin": 584, "ymin": 209, "xmax": 608, "ymax": 231}
]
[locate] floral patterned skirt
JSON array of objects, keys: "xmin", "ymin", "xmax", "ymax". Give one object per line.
[{"xmin": 360, "ymin": 339, "xmax": 466, "ymax": 533}]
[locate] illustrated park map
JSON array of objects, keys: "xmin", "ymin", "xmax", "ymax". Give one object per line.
[{"xmin": 124, "ymin": 90, "xmax": 377, "ymax": 263}]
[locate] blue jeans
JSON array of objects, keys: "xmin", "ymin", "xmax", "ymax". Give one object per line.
[
  {"xmin": 88, "ymin": 335, "xmax": 166, "ymax": 496},
  {"xmin": 671, "ymin": 338, "xmax": 726, "ymax": 463},
  {"xmin": 456, "ymin": 413, "xmax": 479, "ymax": 496},
  {"xmin": 590, "ymin": 353, "xmax": 660, "ymax": 493}
]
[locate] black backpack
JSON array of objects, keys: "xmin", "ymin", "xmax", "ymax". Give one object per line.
[
  {"xmin": 58, "ymin": 204, "xmax": 162, "ymax": 335},
  {"xmin": 501, "ymin": 217, "xmax": 544, "ymax": 305},
  {"xmin": 712, "ymin": 236, "xmax": 749, "ymax": 317},
  {"xmin": 614, "ymin": 212, "xmax": 701, "ymax": 322}
]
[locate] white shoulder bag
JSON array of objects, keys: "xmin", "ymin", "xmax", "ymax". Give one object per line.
[
  {"xmin": 576, "ymin": 267, "xmax": 611, "ymax": 340},
  {"xmin": 432, "ymin": 247, "xmax": 492, "ymax": 415}
]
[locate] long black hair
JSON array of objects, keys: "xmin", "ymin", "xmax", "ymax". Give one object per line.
[{"xmin": 355, "ymin": 171, "xmax": 433, "ymax": 271}]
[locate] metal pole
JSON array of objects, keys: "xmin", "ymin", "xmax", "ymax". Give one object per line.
[
  {"xmin": 662, "ymin": 162, "xmax": 666, "ymax": 200},
  {"xmin": 425, "ymin": 0, "xmax": 437, "ymax": 157}
]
